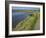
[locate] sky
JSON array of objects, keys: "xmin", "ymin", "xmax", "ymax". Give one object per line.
[{"xmin": 12, "ymin": 7, "xmax": 40, "ymax": 10}]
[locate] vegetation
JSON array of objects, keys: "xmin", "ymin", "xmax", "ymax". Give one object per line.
[
  {"xmin": 15, "ymin": 10, "xmax": 32, "ymax": 12},
  {"xmin": 13, "ymin": 13, "xmax": 40, "ymax": 31}
]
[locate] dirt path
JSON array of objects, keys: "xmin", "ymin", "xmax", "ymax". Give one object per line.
[{"xmin": 34, "ymin": 18, "xmax": 40, "ymax": 30}]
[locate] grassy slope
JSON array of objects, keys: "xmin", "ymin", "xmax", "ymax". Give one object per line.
[{"xmin": 13, "ymin": 13, "xmax": 39, "ymax": 31}]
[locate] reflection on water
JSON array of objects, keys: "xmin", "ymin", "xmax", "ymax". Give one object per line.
[{"xmin": 12, "ymin": 12, "xmax": 32, "ymax": 28}]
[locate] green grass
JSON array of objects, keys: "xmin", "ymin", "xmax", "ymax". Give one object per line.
[
  {"xmin": 13, "ymin": 13, "xmax": 40, "ymax": 31},
  {"xmin": 15, "ymin": 10, "xmax": 32, "ymax": 13}
]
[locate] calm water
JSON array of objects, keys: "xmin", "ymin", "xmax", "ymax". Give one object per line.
[{"xmin": 12, "ymin": 12, "xmax": 32, "ymax": 28}]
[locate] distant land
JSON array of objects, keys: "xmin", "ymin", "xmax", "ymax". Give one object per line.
[{"xmin": 12, "ymin": 10, "xmax": 40, "ymax": 13}]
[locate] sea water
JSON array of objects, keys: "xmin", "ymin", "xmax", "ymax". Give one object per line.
[{"xmin": 12, "ymin": 12, "xmax": 32, "ymax": 28}]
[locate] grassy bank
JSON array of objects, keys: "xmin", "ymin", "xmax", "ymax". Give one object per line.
[{"xmin": 13, "ymin": 13, "xmax": 40, "ymax": 31}]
